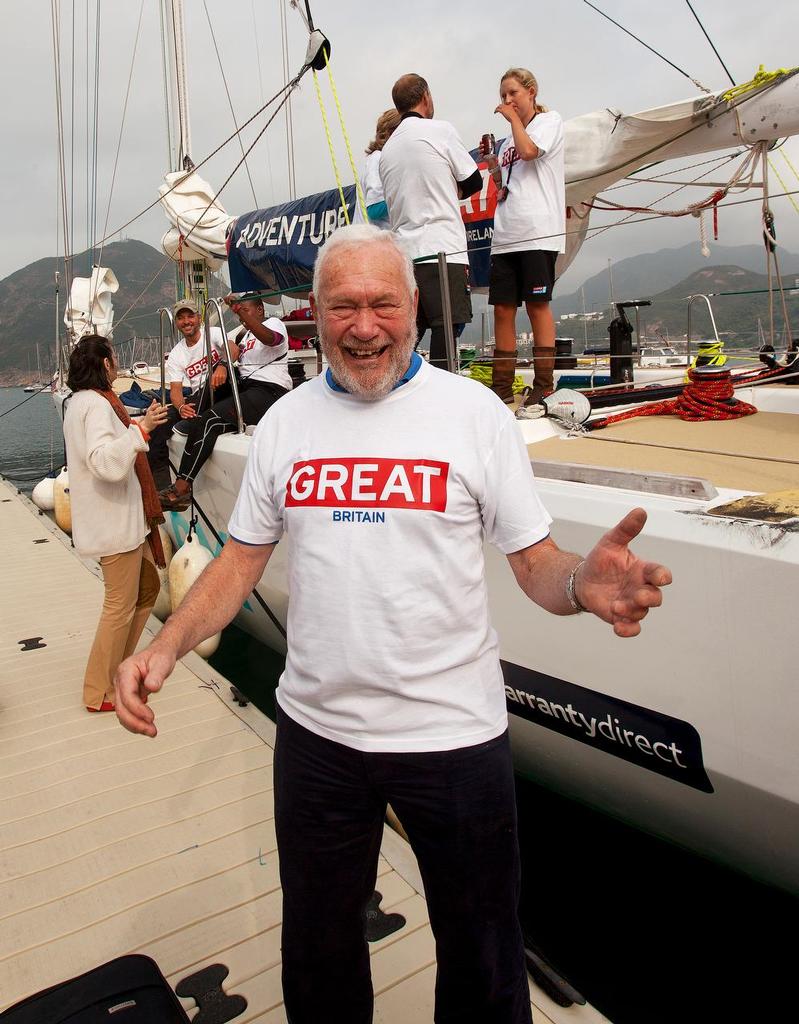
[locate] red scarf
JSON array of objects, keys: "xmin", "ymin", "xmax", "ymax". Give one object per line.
[{"xmin": 94, "ymin": 390, "xmax": 166, "ymax": 568}]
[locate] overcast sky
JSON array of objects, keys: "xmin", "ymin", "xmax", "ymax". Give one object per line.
[{"xmin": 3, "ymin": 0, "xmax": 798, "ymax": 294}]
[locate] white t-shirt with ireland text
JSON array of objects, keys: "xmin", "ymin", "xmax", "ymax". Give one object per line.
[
  {"xmin": 229, "ymin": 360, "xmax": 552, "ymax": 753},
  {"xmin": 492, "ymin": 110, "xmax": 566, "ymax": 255},
  {"xmin": 232, "ymin": 317, "xmax": 292, "ymax": 391},
  {"xmin": 165, "ymin": 326, "xmax": 226, "ymax": 391},
  {"xmin": 379, "ymin": 115, "xmax": 478, "ymax": 265}
]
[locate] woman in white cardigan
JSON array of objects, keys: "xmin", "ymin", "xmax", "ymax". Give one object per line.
[{"xmin": 63, "ymin": 335, "xmax": 168, "ymax": 711}]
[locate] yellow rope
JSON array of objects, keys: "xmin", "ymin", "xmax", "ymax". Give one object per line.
[
  {"xmin": 768, "ymin": 156, "xmax": 799, "ymax": 215},
  {"xmin": 781, "ymin": 147, "xmax": 799, "ymax": 186},
  {"xmin": 311, "ymin": 68, "xmax": 350, "ymax": 225},
  {"xmin": 468, "ymin": 363, "xmax": 525, "ymax": 394},
  {"xmin": 721, "ymin": 64, "xmax": 798, "ymax": 103},
  {"xmin": 323, "ymin": 47, "xmax": 369, "ymax": 222}
]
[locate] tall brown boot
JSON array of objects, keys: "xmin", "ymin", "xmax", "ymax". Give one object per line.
[
  {"xmin": 491, "ymin": 348, "xmax": 517, "ymax": 404},
  {"xmin": 523, "ymin": 345, "xmax": 556, "ymax": 406}
]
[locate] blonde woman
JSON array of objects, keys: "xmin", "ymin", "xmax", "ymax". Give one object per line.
[
  {"xmin": 63, "ymin": 334, "xmax": 168, "ymax": 711},
  {"xmin": 485, "ymin": 68, "xmax": 565, "ymax": 405},
  {"xmin": 353, "ymin": 108, "xmax": 401, "ymax": 228}
]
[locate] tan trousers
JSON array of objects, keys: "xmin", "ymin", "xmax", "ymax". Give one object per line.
[{"xmin": 83, "ymin": 541, "xmax": 160, "ymax": 709}]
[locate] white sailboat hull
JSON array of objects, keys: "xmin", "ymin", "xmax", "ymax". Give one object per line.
[{"xmin": 161, "ymin": 394, "xmax": 799, "ymax": 894}]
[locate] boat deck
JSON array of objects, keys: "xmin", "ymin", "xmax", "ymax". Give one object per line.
[
  {"xmin": 0, "ymin": 477, "xmax": 596, "ymax": 1023},
  {"xmin": 529, "ymin": 409, "xmax": 799, "ymax": 493}
]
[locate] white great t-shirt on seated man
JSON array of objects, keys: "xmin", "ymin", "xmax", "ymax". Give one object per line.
[{"xmin": 114, "ymin": 225, "xmax": 672, "ymax": 1024}]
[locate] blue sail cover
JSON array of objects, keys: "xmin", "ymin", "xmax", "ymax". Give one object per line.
[{"xmin": 227, "ymin": 145, "xmax": 501, "ymax": 298}]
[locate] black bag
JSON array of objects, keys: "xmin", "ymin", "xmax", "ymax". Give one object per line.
[{"xmin": 0, "ymin": 954, "xmax": 190, "ymax": 1023}]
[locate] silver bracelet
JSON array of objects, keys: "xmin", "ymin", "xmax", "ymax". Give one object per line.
[{"xmin": 566, "ymin": 560, "xmax": 587, "ymax": 614}]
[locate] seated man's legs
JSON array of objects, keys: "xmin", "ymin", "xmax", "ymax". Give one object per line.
[
  {"xmin": 237, "ymin": 379, "xmax": 288, "ymax": 426},
  {"xmin": 162, "ymin": 381, "xmax": 286, "ymax": 507},
  {"xmin": 147, "ymin": 403, "xmax": 184, "ymax": 491},
  {"xmin": 170, "ymin": 394, "xmax": 239, "ymax": 495}
]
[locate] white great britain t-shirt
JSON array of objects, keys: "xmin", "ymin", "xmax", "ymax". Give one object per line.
[
  {"xmin": 229, "ymin": 361, "xmax": 552, "ymax": 752},
  {"xmin": 233, "ymin": 317, "xmax": 292, "ymax": 391},
  {"xmin": 379, "ymin": 115, "xmax": 477, "ymax": 265},
  {"xmin": 492, "ymin": 110, "xmax": 566, "ymax": 255},
  {"xmin": 165, "ymin": 326, "xmax": 226, "ymax": 391}
]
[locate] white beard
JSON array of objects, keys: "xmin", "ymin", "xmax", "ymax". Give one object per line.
[{"xmin": 320, "ymin": 325, "xmax": 418, "ymax": 400}]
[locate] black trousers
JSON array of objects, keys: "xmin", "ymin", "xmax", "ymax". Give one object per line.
[
  {"xmin": 176, "ymin": 380, "xmax": 287, "ymax": 484},
  {"xmin": 274, "ymin": 705, "xmax": 532, "ymax": 1024},
  {"xmin": 145, "ymin": 377, "xmax": 218, "ymax": 491},
  {"xmin": 414, "ymin": 263, "xmax": 472, "ymax": 370}
]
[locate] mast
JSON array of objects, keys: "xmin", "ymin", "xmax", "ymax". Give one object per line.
[{"xmin": 161, "ymin": 0, "xmax": 209, "ymax": 305}]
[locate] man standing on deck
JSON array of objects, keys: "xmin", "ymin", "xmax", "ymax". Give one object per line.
[
  {"xmin": 114, "ymin": 225, "xmax": 671, "ymax": 1024},
  {"xmin": 146, "ymin": 299, "xmax": 229, "ymax": 491},
  {"xmin": 380, "ymin": 72, "xmax": 483, "ymax": 369}
]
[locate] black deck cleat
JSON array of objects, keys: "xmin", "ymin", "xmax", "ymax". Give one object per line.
[
  {"xmin": 363, "ymin": 890, "xmax": 406, "ymax": 942},
  {"xmin": 18, "ymin": 637, "xmax": 47, "ymax": 651},
  {"xmin": 230, "ymin": 686, "xmax": 249, "ymax": 707},
  {"xmin": 175, "ymin": 963, "xmax": 247, "ymax": 1023}
]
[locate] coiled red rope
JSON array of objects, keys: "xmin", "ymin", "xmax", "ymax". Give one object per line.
[{"xmin": 589, "ymin": 368, "xmax": 757, "ymax": 431}]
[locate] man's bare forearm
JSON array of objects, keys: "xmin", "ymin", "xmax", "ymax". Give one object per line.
[
  {"xmin": 152, "ymin": 539, "xmax": 275, "ymax": 657},
  {"xmin": 507, "ymin": 538, "xmax": 582, "ymax": 615}
]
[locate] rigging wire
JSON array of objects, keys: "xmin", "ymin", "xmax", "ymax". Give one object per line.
[
  {"xmin": 202, "ymin": 0, "xmax": 259, "ymax": 208},
  {"xmin": 683, "ymin": 0, "xmax": 736, "ymax": 87},
  {"xmin": 581, "ymin": 0, "xmax": 710, "ymax": 91},
  {"xmin": 603, "ymin": 152, "xmax": 743, "ymax": 192},
  {"xmin": 91, "ymin": 76, "xmax": 304, "ymax": 251},
  {"xmin": 159, "ymin": 0, "xmax": 175, "ymax": 171},
  {"xmin": 250, "ymin": 0, "xmax": 276, "ymax": 203},
  {"xmin": 93, "ymin": 0, "xmax": 146, "ymax": 306},
  {"xmin": 566, "ymin": 70, "xmax": 799, "ymax": 188},
  {"xmin": 585, "ymin": 152, "xmax": 743, "ymax": 245},
  {"xmin": 280, "ymin": 0, "xmax": 297, "ymax": 199},
  {"xmin": 112, "ymin": 67, "xmax": 311, "ymax": 333},
  {"xmin": 69, "ymin": 0, "xmax": 75, "ymax": 270},
  {"xmin": 434, "ymin": 187, "xmax": 799, "ymax": 263},
  {"xmin": 90, "ymin": 0, "xmax": 101, "ymax": 263},
  {"xmin": 50, "ymin": 0, "xmax": 74, "ymax": 307}
]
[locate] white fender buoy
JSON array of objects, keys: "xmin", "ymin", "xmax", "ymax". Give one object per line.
[
  {"xmin": 32, "ymin": 473, "xmax": 57, "ymax": 511},
  {"xmin": 151, "ymin": 525, "xmax": 174, "ymax": 622},
  {"xmin": 53, "ymin": 467, "xmax": 72, "ymax": 534},
  {"xmin": 168, "ymin": 533, "xmax": 220, "ymax": 658}
]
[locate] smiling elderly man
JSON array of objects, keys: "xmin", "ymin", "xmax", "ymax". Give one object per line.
[{"xmin": 114, "ymin": 224, "xmax": 671, "ymax": 1024}]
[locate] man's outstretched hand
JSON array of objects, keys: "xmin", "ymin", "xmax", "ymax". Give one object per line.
[
  {"xmin": 578, "ymin": 508, "xmax": 672, "ymax": 638},
  {"xmin": 114, "ymin": 645, "xmax": 177, "ymax": 737}
]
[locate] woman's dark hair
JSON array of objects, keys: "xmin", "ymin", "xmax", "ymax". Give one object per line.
[{"xmin": 66, "ymin": 333, "xmax": 114, "ymax": 392}]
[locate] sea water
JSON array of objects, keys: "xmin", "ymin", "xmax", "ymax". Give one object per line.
[{"xmin": 0, "ymin": 387, "xmax": 64, "ymax": 492}]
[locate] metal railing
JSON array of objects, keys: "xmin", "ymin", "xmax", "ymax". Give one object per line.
[
  {"xmin": 686, "ymin": 294, "xmax": 721, "ymax": 369},
  {"xmin": 203, "ymin": 298, "xmax": 245, "ymax": 434},
  {"xmin": 157, "ymin": 308, "xmax": 175, "ymax": 405},
  {"xmin": 436, "ymin": 251, "xmax": 459, "ymax": 374}
]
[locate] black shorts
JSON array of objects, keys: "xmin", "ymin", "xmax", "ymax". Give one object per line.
[
  {"xmin": 414, "ymin": 262, "xmax": 472, "ymax": 333},
  {"xmin": 488, "ymin": 250, "xmax": 558, "ymax": 307}
]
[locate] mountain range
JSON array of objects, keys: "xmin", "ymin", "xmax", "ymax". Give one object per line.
[
  {"xmin": 553, "ymin": 242, "xmax": 799, "ymax": 318},
  {"xmin": 0, "ymin": 240, "xmax": 176, "ymax": 384}
]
